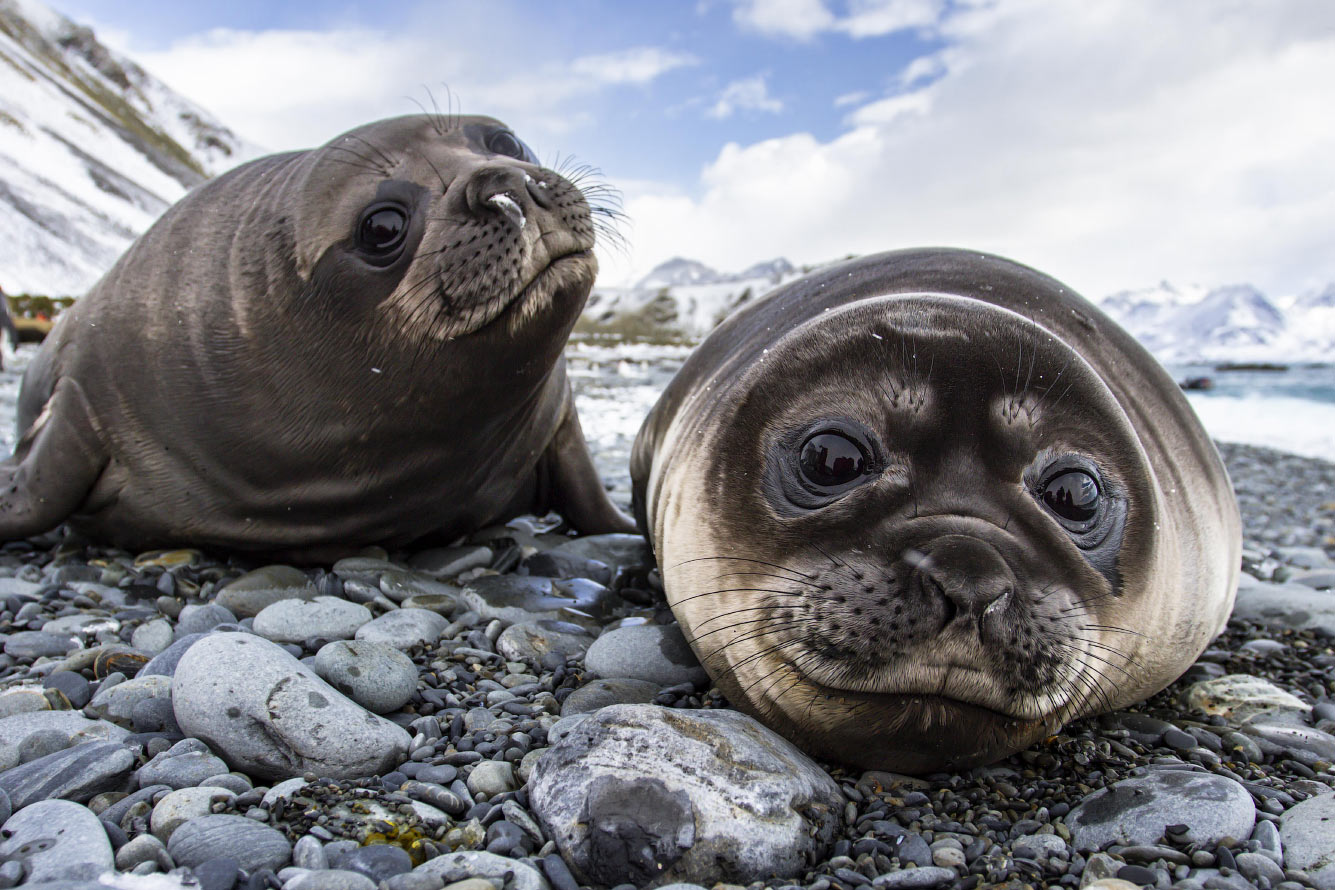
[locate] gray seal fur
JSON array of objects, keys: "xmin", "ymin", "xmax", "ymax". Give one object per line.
[
  {"xmin": 1, "ymin": 114, "xmax": 631, "ymax": 560},
  {"xmin": 631, "ymin": 248, "xmax": 1240, "ymax": 772}
]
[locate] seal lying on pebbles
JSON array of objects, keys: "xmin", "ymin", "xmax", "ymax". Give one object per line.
[
  {"xmin": 0, "ymin": 114, "xmax": 631, "ymax": 560},
  {"xmin": 631, "ymin": 248, "xmax": 1242, "ymax": 772}
]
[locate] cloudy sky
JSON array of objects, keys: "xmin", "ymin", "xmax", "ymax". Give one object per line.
[{"xmin": 55, "ymin": 0, "xmax": 1335, "ymax": 297}]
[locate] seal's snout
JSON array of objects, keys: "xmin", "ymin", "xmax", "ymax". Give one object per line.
[
  {"xmin": 912, "ymin": 535, "xmax": 1016, "ymax": 628},
  {"xmin": 465, "ymin": 165, "xmax": 532, "ymax": 228}
]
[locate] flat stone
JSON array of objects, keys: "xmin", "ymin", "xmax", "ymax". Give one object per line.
[
  {"xmin": 560, "ymin": 678, "xmax": 661, "ymax": 715},
  {"xmin": 85, "ymin": 674, "xmax": 174, "ymax": 727},
  {"xmin": 287, "ymin": 869, "xmax": 379, "ymax": 890},
  {"xmin": 0, "ymin": 711, "xmax": 127, "ymax": 771},
  {"xmin": 0, "ymin": 685, "xmax": 51, "ymax": 718},
  {"xmin": 1281, "ymin": 791, "xmax": 1335, "ymax": 890},
  {"xmin": 466, "ymin": 761, "xmax": 515, "ymax": 798},
  {"xmin": 332, "ymin": 557, "xmax": 402, "ymax": 584},
  {"xmin": 0, "ymin": 798, "xmax": 113, "ymax": 882},
  {"xmin": 150, "ymin": 785, "xmax": 238, "ymax": 841},
  {"xmin": 137, "ymin": 739, "xmax": 230, "ymax": 790},
  {"xmin": 353, "ymin": 608, "xmax": 449, "ymax": 649},
  {"xmin": 313, "ymin": 640, "xmax": 418, "ymax": 713},
  {"xmin": 335, "ymin": 843, "xmax": 414, "ymax": 882},
  {"xmin": 408, "ymin": 545, "xmax": 493, "ymax": 579},
  {"xmin": 167, "ymin": 813, "xmax": 292, "ymax": 873},
  {"xmin": 413, "ymin": 850, "xmax": 548, "ymax": 890},
  {"xmin": 3, "ymin": 631, "xmax": 79, "ymax": 659},
  {"xmin": 530, "ymin": 703, "xmax": 842, "ymax": 887},
  {"xmin": 871, "ymin": 867, "xmax": 959, "ymax": 888},
  {"xmin": 496, "ymin": 620, "xmax": 595, "ymax": 665},
  {"xmin": 0, "ymin": 740, "xmax": 135, "ymax": 809},
  {"xmin": 175, "ymin": 603, "xmax": 238, "ymax": 638},
  {"xmin": 379, "ymin": 571, "xmax": 461, "ymax": 605},
  {"xmin": 215, "ymin": 565, "xmax": 317, "ymax": 618},
  {"xmin": 171, "ymin": 632, "xmax": 410, "ymax": 781},
  {"xmin": 138, "ymin": 633, "xmax": 207, "ymax": 678},
  {"xmin": 457, "ymin": 575, "xmax": 605, "ymax": 630},
  {"xmin": 1181, "ymin": 674, "xmax": 1312, "ymax": 725},
  {"xmin": 114, "ymin": 830, "xmax": 172, "ymax": 871},
  {"xmin": 521, "ymin": 551, "xmax": 613, "ymax": 585},
  {"xmin": 253, "ymin": 596, "xmax": 372, "ymax": 643},
  {"xmin": 1066, "ymin": 770, "xmax": 1255, "ymax": 851},
  {"xmin": 546, "ymin": 534, "xmax": 651, "ymax": 573},
  {"xmin": 130, "ymin": 618, "xmax": 174, "ymax": 654},
  {"xmin": 1231, "ymin": 575, "xmax": 1335, "ymax": 635},
  {"xmin": 584, "ymin": 623, "xmax": 708, "ymax": 687}
]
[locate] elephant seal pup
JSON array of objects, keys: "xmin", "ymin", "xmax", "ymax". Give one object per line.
[
  {"xmin": 631, "ymin": 248, "xmax": 1240, "ymax": 773},
  {"xmin": 0, "ymin": 114, "xmax": 632, "ymax": 561}
]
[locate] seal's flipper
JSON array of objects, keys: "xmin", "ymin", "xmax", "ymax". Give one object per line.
[
  {"xmin": 0, "ymin": 379, "xmax": 106, "ymax": 541},
  {"xmin": 543, "ymin": 402, "xmax": 636, "ymax": 535}
]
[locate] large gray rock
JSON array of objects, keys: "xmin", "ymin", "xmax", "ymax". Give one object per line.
[
  {"xmin": 1281, "ymin": 791, "xmax": 1335, "ymax": 889},
  {"xmin": 0, "ymin": 798, "xmax": 113, "ymax": 882},
  {"xmin": 1066, "ymin": 770, "xmax": 1255, "ymax": 851},
  {"xmin": 353, "ymin": 608, "xmax": 449, "ymax": 649},
  {"xmin": 584, "ymin": 624, "xmax": 708, "ymax": 687},
  {"xmin": 167, "ymin": 813, "xmax": 293, "ymax": 872},
  {"xmin": 497, "ymin": 620, "xmax": 595, "ymax": 665},
  {"xmin": 253, "ymin": 596, "xmax": 372, "ymax": 643},
  {"xmin": 171, "ymin": 632, "xmax": 411, "ymax": 781},
  {"xmin": 530, "ymin": 704, "xmax": 843, "ymax": 888},
  {"xmin": 1231, "ymin": 574, "xmax": 1335, "ymax": 635},
  {"xmin": 0, "ymin": 741, "xmax": 135, "ymax": 809}
]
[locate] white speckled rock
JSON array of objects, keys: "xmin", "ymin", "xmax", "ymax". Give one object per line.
[
  {"xmin": 530, "ymin": 704, "xmax": 843, "ymax": 888},
  {"xmin": 413, "ymin": 850, "xmax": 548, "ymax": 890},
  {"xmin": 1181, "ymin": 674, "xmax": 1312, "ymax": 725},
  {"xmin": 353, "ymin": 608, "xmax": 449, "ymax": 649},
  {"xmin": 171, "ymin": 632, "xmax": 410, "ymax": 781},
  {"xmin": 253, "ymin": 596, "xmax": 372, "ymax": 643},
  {"xmin": 0, "ymin": 798, "xmax": 113, "ymax": 882},
  {"xmin": 151, "ymin": 786, "xmax": 238, "ymax": 841},
  {"xmin": 1066, "ymin": 771, "xmax": 1255, "ymax": 851},
  {"xmin": 313, "ymin": 640, "xmax": 418, "ymax": 713},
  {"xmin": 1281, "ymin": 791, "xmax": 1335, "ymax": 890}
]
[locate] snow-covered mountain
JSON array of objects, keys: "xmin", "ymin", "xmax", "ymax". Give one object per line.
[
  {"xmin": 0, "ymin": 0, "xmax": 259, "ymax": 296},
  {"xmin": 585, "ymin": 257, "xmax": 1335, "ymax": 362}
]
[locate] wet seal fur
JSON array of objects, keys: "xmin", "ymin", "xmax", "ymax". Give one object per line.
[
  {"xmin": 1, "ymin": 114, "xmax": 632, "ymax": 560},
  {"xmin": 631, "ymin": 248, "xmax": 1241, "ymax": 773}
]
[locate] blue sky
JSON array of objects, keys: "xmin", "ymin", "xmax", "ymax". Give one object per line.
[{"xmin": 54, "ymin": 1, "xmax": 1335, "ymax": 295}]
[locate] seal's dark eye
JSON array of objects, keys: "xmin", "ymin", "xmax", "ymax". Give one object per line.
[
  {"xmin": 799, "ymin": 432, "xmax": 868, "ymax": 488},
  {"xmin": 357, "ymin": 206, "xmax": 407, "ymax": 254},
  {"xmin": 487, "ymin": 130, "xmax": 525, "ymax": 160},
  {"xmin": 1041, "ymin": 471, "xmax": 1100, "ymax": 524}
]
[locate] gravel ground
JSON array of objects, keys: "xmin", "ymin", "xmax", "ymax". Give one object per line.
[{"xmin": 0, "ymin": 439, "xmax": 1332, "ymax": 890}]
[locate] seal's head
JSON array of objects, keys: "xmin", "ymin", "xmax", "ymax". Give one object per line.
[{"xmin": 635, "ymin": 250, "xmax": 1238, "ymax": 773}]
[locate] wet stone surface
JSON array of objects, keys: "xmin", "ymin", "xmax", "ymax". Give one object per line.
[{"xmin": 0, "ymin": 441, "xmax": 1330, "ymax": 890}]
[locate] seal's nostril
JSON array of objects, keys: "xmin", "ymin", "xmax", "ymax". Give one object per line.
[{"xmin": 486, "ymin": 192, "xmax": 526, "ymax": 230}]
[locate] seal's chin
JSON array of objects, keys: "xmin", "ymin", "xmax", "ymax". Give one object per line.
[{"xmin": 496, "ymin": 248, "xmax": 596, "ymax": 333}]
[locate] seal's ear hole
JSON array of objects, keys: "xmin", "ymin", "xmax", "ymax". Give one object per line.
[{"xmin": 355, "ymin": 202, "xmax": 410, "ymax": 264}]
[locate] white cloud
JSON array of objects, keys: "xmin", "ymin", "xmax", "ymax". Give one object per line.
[
  {"xmin": 731, "ymin": 0, "xmax": 945, "ymax": 40},
  {"xmin": 131, "ymin": 31, "xmax": 693, "ymax": 153},
  {"xmin": 834, "ymin": 89, "xmax": 871, "ymax": 107},
  {"xmin": 603, "ymin": 1, "xmax": 1335, "ymax": 299},
  {"xmin": 707, "ymin": 74, "xmax": 784, "ymax": 118}
]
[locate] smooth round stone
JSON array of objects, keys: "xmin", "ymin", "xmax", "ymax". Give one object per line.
[
  {"xmin": 379, "ymin": 571, "xmax": 460, "ymax": 604},
  {"xmin": 313, "ymin": 640, "xmax": 418, "ymax": 714},
  {"xmin": 333, "ymin": 557, "xmax": 401, "ymax": 584},
  {"xmin": 336, "ymin": 843, "xmax": 414, "ymax": 881},
  {"xmin": 131, "ymin": 618, "xmax": 175, "ymax": 654},
  {"xmin": 0, "ymin": 788, "xmax": 9, "ymax": 823},
  {"xmin": 86, "ymin": 674, "xmax": 173, "ymax": 726},
  {"xmin": 171, "ymin": 633, "xmax": 410, "ymax": 781},
  {"xmin": 457, "ymin": 575, "xmax": 600, "ymax": 629},
  {"xmin": 1245, "ymin": 723, "xmax": 1335, "ymax": 760},
  {"xmin": 192, "ymin": 856, "xmax": 243, "ymax": 890},
  {"xmin": 408, "ymin": 545, "xmax": 493, "ymax": 578},
  {"xmin": 496, "ymin": 621, "xmax": 595, "ymax": 665},
  {"xmin": 168, "ymin": 813, "xmax": 292, "ymax": 872},
  {"xmin": 287, "ymin": 869, "xmax": 378, "ymax": 890},
  {"xmin": 521, "ymin": 551, "xmax": 613, "ymax": 585},
  {"xmin": 466, "ymin": 761, "xmax": 516, "ymax": 798},
  {"xmin": 215, "ymin": 566, "xmax": 317, "ymax": 618},
  {"xmin": 150, "ymin": 786, "xmax": 238, "ymax": 842},
  {"xmin": 531, "ymin": 704, "xmax": 842, "ymax": 888},
  {"xmin": 3, "ymin": 631, "xmax": 79, "ymax": 659},
  {"xmin": 1066, "ymin": 770, "xmax": 1255, "ymax": 851},
  {"xmin": 1293, "ymin": 570, "xmax": 1335, "ymax": 589},
  {"xmin": 1181, "ymin": 674, "xmax": 1312, "ymax": 724},
  {"xmin": 0, "ymin": 740, "xmax": 136, "ymax": 809},
  {"xmin": 1236, "ymin": 851, "xmax": 1286, "ymax": 885},
  {"xmin": 114, "ymin": 831, "xmax": 172, "ymax": 871},
  {"xmin": 1013, "ymin": 833, "xmax": 1068, "ymax": 860},
  {"xmin": 0, "ymin": 711, "xmax": 128, "ymax": 755},
  {"xmin": 18, "ymin": 728, "xmax": 70, "ymax": 763},
  {"xmin": 0, "ymin": 685, "xmax": 51, "ymax": 717},
  {"xmin": 139, "ymin": 633, "xmax": 207, "ymax": 678},
  {"xmin": 0, "ymin": 798, "xmax": 114, "ymax": 882},
  {"xmin": 561, "ymin": 678, "xmax": 661, "ymax": 715},
  {"xmin": 869, "ymin": 867, "xmax": 958, "ymax": 888},
  {"xmin": 1231, "ymin": 576, "xmax": 1335, "ymax": 636},
  {"xmin": 353, "ymin": 608, "xmax": 449, "ymax": 649},
  {"xmin": 1281, "ymin": 791, "xmax": 1335, "ymax": 890},
  {"xmin": 584, "ymin": 624, "xmax": 708, "ymax": 687},
  {"xmin": 176, "ymin": 603, "xmax": 239, "ymax": 638},
  {"xmin": 399, "ymin": 594, "xmax": 460, "ymax": 615},
  {"xmin": 413, "ymin": 850, "xmax": 547, "ymax": 890},
  {"xmin": 547, "ymin": 534, "xmax": 651, "ymax": 573},
  {"xmin": 253, "ymin": 597, "xmax": 372, "ymax": 644},
  {"xmin": 138, "ymin": 740, "xmax": 230, "ymax": 790},
  {"xmin": 41, "ymin": 671, "xmax": 91, "ymax": 709},
  {"xmin": 41, "ymin": 613, "xmax": 116, "ymax": 636}
]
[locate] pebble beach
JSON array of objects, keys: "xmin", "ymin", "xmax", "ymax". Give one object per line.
[{"xmin": 1, "ymin": 341, "xmax": 1334, "ymax": 890}]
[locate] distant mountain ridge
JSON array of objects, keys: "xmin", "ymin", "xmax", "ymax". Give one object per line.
[
  {"xmin": 0, "ymin": 0, "xmax": 258, "ymax": 296},
  {"xmin": 586, "ymin": 257, "xmax": 1335, "ymax": 362}
]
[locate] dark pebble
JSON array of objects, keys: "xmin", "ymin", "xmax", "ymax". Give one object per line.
[
  {"xmin": 1118, "ymin": 864, "xmax": 1161, "ymax": 885},
  {"xmin": 542, "ymin": 852, "xmax": 580, "ymax": 890},
  {"xmin": 193, "ymin": 856, "xmax": 242, "ymax": 890},
  {"xmin": 42, "ymin": 671, "xmax": 91, "ymax": 708},
  {"xmin": 336, "ymin": 843, "xmax": 413, "ymax": 882}
]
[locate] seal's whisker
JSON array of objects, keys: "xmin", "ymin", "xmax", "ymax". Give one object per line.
[
  {"xmin": 1051, "ymin": 639, "xmax": 1136, "ymax": 682},
  {"xmin": 1079, "ymin": 623, "xmax": 1145, "ymax": 637},
  {"xmin": 686, "ymin": 609, "xmax": 803, "ymax": 643},
  {"xmin": 408, "ymin": 146, "xmax": 449, "ymax": 193},
  {"xmin": 345, "ymin": 134, "xmax": 398, "ymax": 170},
  {"xmin": 667, "ymin": 586, "xmax": 805, "ymax": 610},
  {"xmin": 668, "ymin": 555, "xmax": 815, "ymax": 579},
  {"xmin": 706, "ymin": 570, "xmax": 821, "ymax": 588},
  {"xmin": 711, "ymin": 627, "xmax": 819, "ymax": 674}
]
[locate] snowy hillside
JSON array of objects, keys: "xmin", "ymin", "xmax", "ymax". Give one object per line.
[
  {"xmin": 0, "ymin": 0, "xmax": 259, "ymax": 296},
  {"xmin": 585, "ymin": 257, "xmax": 1335, "ymax": 362}
]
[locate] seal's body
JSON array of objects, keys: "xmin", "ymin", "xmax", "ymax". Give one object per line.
[
  {"xmin": 632, "ymin": 248, "xmax": 1240, "ymax": 772},
  {"xmin": 1, "ymin": 115, "xmax": 631, "ymax": 560}
]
